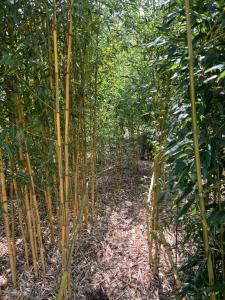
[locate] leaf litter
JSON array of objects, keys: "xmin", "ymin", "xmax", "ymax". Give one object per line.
[{"xmin": 0, "ymin": 161, "xmax": 175, "ymax": 299}]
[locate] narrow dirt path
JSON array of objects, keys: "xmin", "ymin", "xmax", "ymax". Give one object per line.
[
  {"xmin": 72, "ymin": 161, "xmax": 150, "ymax": 299},
  {"xmin": 72, "ymin": 161, "xmax": 172, "ymax": 299}
]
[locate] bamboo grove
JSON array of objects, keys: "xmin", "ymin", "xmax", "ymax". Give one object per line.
[
  {"xmin": 1, "ymin": 0, "xmax": 225, "ymax": 299},
  {"xmin": 144, "ymin": 1, "xmax": 225, "ymax": 299},
  {"xmin": 0, "ymin": 0, "xmax": 100, "ymax": 295}
]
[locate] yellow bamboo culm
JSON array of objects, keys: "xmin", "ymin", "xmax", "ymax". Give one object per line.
[
  {"xmin": 0, "ymin": 149, "xmax": 17, "ymax": 286},
  {"xmin": 29, "ymin": 188, "xmax": 39, "ymax": 265},
  {"xmin": 184, "ymin": 0, "xmax": 215, "ymax": 299},
  {"xmin": 25, "ymin": 151, "xmax": 46, "ymax": 274},
  {"xmin": 9, "ymin": 181, "xmax": 16, "ymax": 270},
  {"xmin": 64, "ymin": 0, "xmax": 74, "ymax": 257},
  {"xmin": 73, "ymin": 147, "xmax": 79, "ymax": 221},
  {"xmin": 73, "ymin": 64, "xmax": 79, "ymax": 222},
  {"xmin": 53, "ymin": 0, "xmax": 66, "ymax": 270},
  {"xmin": 24, "ymin": 185, "xmax": 38, "ymax": 277},
  {"xmin": 16, "ymin": 99, "xmax": 46, "ymax": 274},
  {"xmin": 12, "ymin": 178, "xmax": 29, "ymax": 266},
  {"xmin": 57, "ymin": 184, "xmax": 88, "ymax": 300},
  {"xmin": 44, "ymin": 187, "xmax": 54, "ymax": 243},
  {"xmin": 15, "ymin": 118, "xmax": 38, "ymax": 275},
  {"xmin": 64, "ymin": 2, "xmax": 74, "ymax": 296}
]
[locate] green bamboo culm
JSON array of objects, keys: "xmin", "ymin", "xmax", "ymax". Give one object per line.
[{"xmin": 184, "ymin": 0, "xmax": 216, "ymax": 299}]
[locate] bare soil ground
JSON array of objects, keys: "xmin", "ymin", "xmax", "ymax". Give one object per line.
[{"xmin": 0, "ymin": 160, "xmax": 174, "ymax": 299}]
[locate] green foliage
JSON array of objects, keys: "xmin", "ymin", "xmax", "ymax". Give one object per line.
[
  {"xmin": 0, "ymin": 0, "xmax": 224, "ymax": 297},
  {"xmin": 147, "ymin": 0, "xmax": 225, "ymax": 298},
  {"xmin": 95, "ymin": 1, "xmax": 225, "ymax": 295}
]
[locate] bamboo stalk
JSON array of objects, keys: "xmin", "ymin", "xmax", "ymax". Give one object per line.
[
  {"xmin": 15, "ymin": 121, "xmax": 38, "ymax": 275},
  {"xmin": 0, "ymin": 149, "xmax": 17, "ymax": 286},
  {"xmin": 64, "ymin": 0, "xmax": 74, "ymax": 263},
  {"xmin": 73, "ymin": 145, "xmax": 79, "ymax": 221},
  {"xmin": 57, "ymin": 184, "xmax": 88, "ymax": 300},
  {"xmin": 53, "ymin": 0, "xmax": 66, "ymax": 269},
  {"xmin": 29, "ymin": 188, "xmax": 39, "ymax": 262},
  {"xmin": 79, "ymin": 48, "xmax": 88, "ymax": 224},
  {"xmin": 158, "ymin": 231, "xmax": 181, "ymax": 289},
  {"xmin": 24, "ymin": 186, "xmax": 38, "ymax": 276},
  {"xmin": 90, "ymin": 50, "xmax": 98, "ymax": 213},
  {"xmin": 73, "ymin": 63, "xmax": 79, "ymax": 222},
  {"xmin": 17, "ymin": 100, "xmax": 46, "ymax": 274},
  {"xmin": 8, "ymin": 117, "xmax": 30, "ymax": 266},
  {"xmin": 12, "ymin": 178, "xmax": 29, "ymax": 266},
  {"xmin": 52, "ymin": 173, "xmax": 60, "ymax": 231},
  {"xmin": 184, "ymin": 1, "xmax": 215, "ymax": 298},
  {"xmin": 147, "ymin": 152, "xmax": 162, "ymax": 275},
  {"xmin": 9, "ymin": 181, "xmax": 16, "ymax": 270},
  {"xmin": 45, "ymin": 186, "xmax": 54, "ymax": 243},
  {"xmin": 26, "ymin": 146, "xmax": 46, "ymax": 275}
]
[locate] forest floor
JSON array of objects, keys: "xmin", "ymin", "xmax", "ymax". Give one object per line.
[
  {"xmin": 72, "ymin": 160, "xmax": 174, "ymax": 300},
  {"xmin": 0, "ymin": 160, "xmax": 174, "ymax": 300}
]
